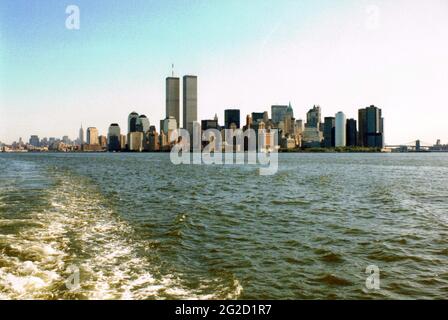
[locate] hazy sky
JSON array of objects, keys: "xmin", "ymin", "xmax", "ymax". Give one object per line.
[{"xmin": 1, "ymin": 0, "xmax": 447, "ymax": 144}]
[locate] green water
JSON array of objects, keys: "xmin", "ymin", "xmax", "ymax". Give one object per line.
[{"xmin": 0, "ymin": 152, "xmax": 447, "ymax": 299}]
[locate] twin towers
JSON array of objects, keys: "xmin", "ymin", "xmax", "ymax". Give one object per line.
[{"xmin": 166, "ymin": 75, "xmax": 198, "ymax": 134}]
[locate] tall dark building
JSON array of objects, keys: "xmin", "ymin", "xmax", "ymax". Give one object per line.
[
  {"xmin": 346, "ymin": 118, "xmax": 357, "ymax": 147},
  {"xmin": 201, "ymin": 119, "xmax": 219, "ymax": 130},
  {"xmin": 29, "ymin": 135, "xmax": 40, "ymax": 147},
  {"xmin": 358, "ymin": 105, "xmax": 384, "ymax": 148},
  {"xmin": 323, "ymin": 117, "xmax": 335, "ymax": 148},
  {"xmin": 271, "ymin": 105, "xmax": 288, "ymax": 124},
  {"xmin": 108, "ymin": 123, "xmax": 121, "ymax": 151},
  {"xmin": 224, "ymin": 109, "xmax": 240, "ymax": 129},
  {"xmin": 128, "ymin": 112, "xmax": 139, "ymax": 133},
  {"xmin": 306, "ymin": 105, "xmax": 322, "ymax": 128},
  {"xmin": 358, "ymin": 108, "xmax": 366, "ymax": 146},
  {"xmin": 251, "ymin": 112, "xmax": 264, "ymax": 124}
]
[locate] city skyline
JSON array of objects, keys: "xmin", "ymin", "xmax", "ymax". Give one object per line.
[{"xmin": 1, "ymin": 0, "xmax": 448, "ymax": 144}]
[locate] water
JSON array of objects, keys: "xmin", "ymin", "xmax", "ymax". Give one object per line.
[{"xmin": 0, "ymin": 152, "xmax": 447, "ymax": 299}]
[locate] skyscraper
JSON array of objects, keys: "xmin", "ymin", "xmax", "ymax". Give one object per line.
[
  {"xmin": 137, "ymin": 115, "xmax": 150, "ymax": 133},
  {"xmin": 108, "ymin": 123, "xmax": 121, "ymax": 151},
  {"xmin": 99, "ymin": 135, "xmax": 108, "ymax": 148},
  {"xmin": 306, "ymin": 105, "xmax": 322, "ymax": 128},
  {"xmin": 120, "ymin": 134, "xmax": 127, "ymax": 150},
  {"xmin": 163, "ymin": 116, "xmax": 178, "ymax": 141},
  {"xmin": 128, "ymin": 132, "xmax": 143, "ymax": 151},
  {"xmin": 128, "ymin": 112, "xmax": 139, "ymax": 133},
  {"xmin": 271, "ymin": 105, "xmax": 288, "ymax": 124},
  {"xmin": 29, "ymin": 135, "xmax": 40, "ymax": 147},
  {"xmin": 358, "ymin": 105, "xmax": 384, "ymax": 148},
  {"xmin": 302, "ymin": 105, "xmax": 323, "ymax": 148},
  {"xmin": 346, "ymin": 118, "xmax": 357, "ymax": 147},
  {"xmin": 224, "ymin": 109, "xmax": 240, "ymax": 129},
  {"xmin": 183, "ymin": 75, "xmax": 197, "ymax": 133},
  {"xmin": 323, "ymin": 117, "xmax": 335, "ymax": 148},
  {"xmin": 201, "ymin": 119, "xmax": 219, "ymax": 131},
  {"xmin": 166, "ymin": 77, "xmax": 180, "ymax": 128},
  {"xmin": 286, "ymin": 102, "xmax": 294, "ymax": 119},
  {"xmin": 147, "ymin": 126, "xmax": 159, "ymax": 151},
  {"xmin": 335, "ymin": 112, "xmax": 346, "ymax": 147},
  {"xmin": 358, "ymin": 108, "xmax": 366, "ymax": 147},
  {"xmin": 251, "ymin": 112, "xmax": 264, "ymax": 124},
  {"xmin": 86, "ymin": 127, "xmax": 99, "ymax": 145},
  {"xmin": 79, "ymin": 124, "xmax": 84, "ymax": 145}
]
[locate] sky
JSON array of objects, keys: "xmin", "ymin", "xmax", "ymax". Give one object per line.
[{"xmin": 1, "ymin": 0, "xmax": 447, "ymax": 145}]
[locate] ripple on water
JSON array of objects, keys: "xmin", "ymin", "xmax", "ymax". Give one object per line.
[
  {"xmin": 314, "ymin": 248, "xmax": 345, "ymax": 264},
  {"xmin": 316, "ymin": 274, "xmax": 353, "ymax": 287}
]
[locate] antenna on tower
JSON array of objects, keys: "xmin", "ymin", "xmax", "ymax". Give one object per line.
[{"xmin": 171, "ymin": 63, "xmax": 174, "ymax": 77}]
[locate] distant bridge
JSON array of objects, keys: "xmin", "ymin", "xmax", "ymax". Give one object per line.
[{"xmin": 385, "ymin": 140, "xmax": 433, "ymax": 151}]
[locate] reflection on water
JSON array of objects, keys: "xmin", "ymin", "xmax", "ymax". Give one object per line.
[{"xmin": 0, "ymin": 153, "xmax": 447, "ymax": 299}]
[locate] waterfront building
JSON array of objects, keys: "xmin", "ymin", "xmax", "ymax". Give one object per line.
[
  {"xmin": 162, "ymin": 117, "xmax": 178, "ymax": 141},
  {"xmin": 128, "ymin": 112, "xmax": 139, "ymax": 133},
  {"xmin": 294, "ymin": 119, "xmax": 304, "ymax": 147},
  {"xmin": 281, "ymin": 136, "xmax": 296, "ymax": 149},
  {"xmin": 41, "ymin": 137, "xmax": 48, "ymax": 147},
  {"xmin": 183, "ymin": 75, "xmax": 197, "ymax": 133},
  {"xmin": 294, "ymin": 120, "xmax": 304, "ymax": 135},
  {"xmin": 29, "ymin": 135, "xmax": 40, "ymax": 147},
  {"xmin": 302, "ymin": 127, "xmax": 323, "ymax": 148},
  {"xmin": 108, "ymin": 123, "xmax": 121, "ymax": 151},
  {"xmin": 147, "ymin": 127, "xmax": 159, "ymax": 151},
  {"xmin": 245, "ymin": 114, "xmax": 253, "ymax": 130},
  {"xmin": 286, "ymin": 102, "xmax": 294, "ymax": 119},
  {"xmin": 271, "ymin": 105, "xmax": 288, "ymax": 124},
  {"xmin": 335, "ymin": 112, "xmax": 346, "ymax": 147},
  {"xmin": 358, "ymin": 105, "xmax": 384, "ymax": 148},
  {"xmin": 306, "ymin": 105, "xmax": 322, "ymax": 129},
  {"xmin": 159, "ymin": 130, "xmax": 169, "ymax": 151},
  {"xmin": 346, "ymin": 118, "xmax": 358, "ymax": 147},
  {"xmin": 323, "ymin": 117, "xmax": 335, "ymax": 148},
  {"xmin": 166, "ymin": 76, "xmax": 180, "ymax": 127},
  {"xmin": 251, "ymin": 112, "xmax": 264, "ymax": 124},
  {"xmin": 79, "ymin": 125, "xmax": 84, "ymax": 145},
  {"xmin": 99, "ymin": 135, "xmax": 108, "ymax": 148},
  {"xmin": 283, "ymin": 114, "xmax": 294, "ymax": 135},
  {"xmin": 277, "ymin": 121, "xmax": 285, "ymax": 134},
  {"xmin": 120, "ymin": 134, "xmax": 127, "ymax": 150},
  {"xmin": 128, "ymin": 132, "xmax": 143, "ymax": 151},
  {"xmin": 201, "ymin": 119, "xmax": 219, "ymax": 131},
  {"xmin": 137, "ymin": 115, "xmax": 150, "ymax": 133},
  {"xmin": 224, "ymin": 109, "xmax": 240, "ymax": 129},
  {"xmin": 302, "ymin": 105, "xmax": 323, "ymax": 147},
  {"xmin": 86, "ymin": 127, "xmax": 99, "ymax": 145},
  {"xmin": 263, "ymin": 111, "xmax": 269, "ymax": 124}
]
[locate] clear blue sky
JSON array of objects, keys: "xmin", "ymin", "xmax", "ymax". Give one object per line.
[{"xmin": 1, "ymin": 0, "xmax": 447, "ymax": 144}]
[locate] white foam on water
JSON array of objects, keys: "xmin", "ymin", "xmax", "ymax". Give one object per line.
[{"xmin": 1, "ymin": 172, "xmax": 243, "ymax": 300}]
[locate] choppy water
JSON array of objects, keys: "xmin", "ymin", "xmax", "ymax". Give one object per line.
[{"xmin": 0, "ymin": 152, "xmax": 447, "ymax": 299}]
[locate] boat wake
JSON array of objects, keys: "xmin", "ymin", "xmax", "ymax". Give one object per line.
[{"xmin": 0, "ymin": 165, "xmax": 242, "ymax": 300}]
